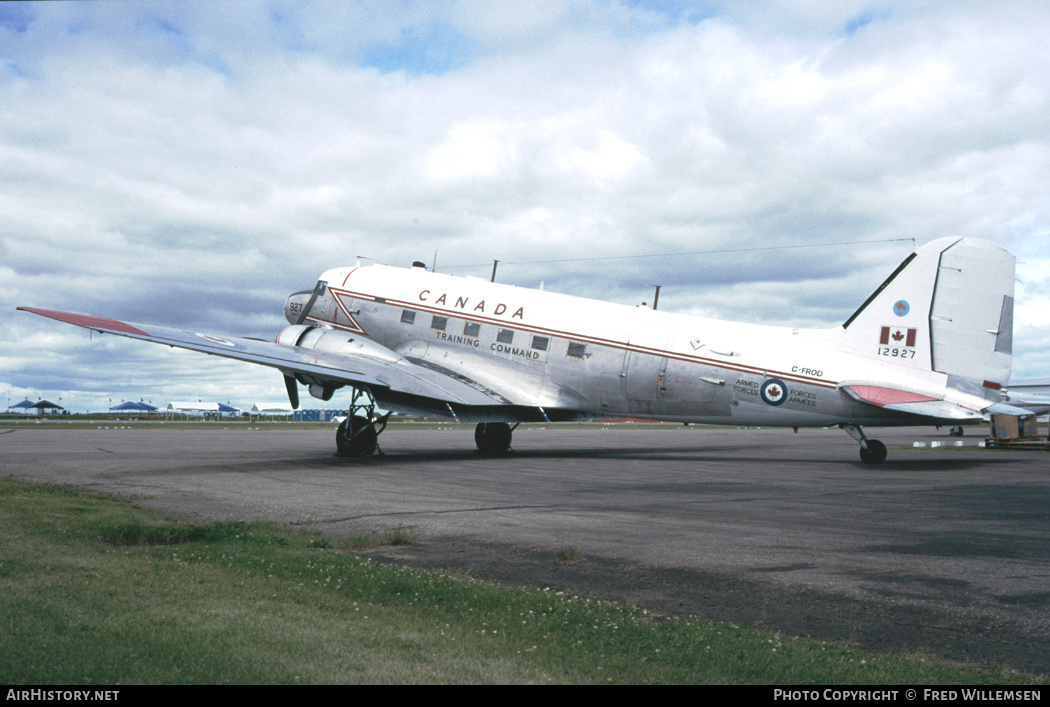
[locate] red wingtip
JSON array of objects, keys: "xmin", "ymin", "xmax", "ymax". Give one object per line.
[{"xmin": 18, "ymin": 307, "xmax": 150, "ymax": 337}]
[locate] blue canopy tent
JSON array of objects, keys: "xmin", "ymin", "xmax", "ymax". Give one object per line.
[
  {"xmin": 109, "ymin": 401, "xmax": 159, "ymax": 412},
  {"xmin": 26, "ymin": 400, "xmax": 65, "ymax": 415}
]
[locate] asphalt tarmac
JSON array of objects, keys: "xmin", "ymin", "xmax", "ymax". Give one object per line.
[{"xmin": 3, "ymin": 422, "xmax": 1048, "ymax": 672}]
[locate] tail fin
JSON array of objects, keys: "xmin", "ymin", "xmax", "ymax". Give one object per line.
[{"xmin": 839, "ymin": 237, "xmax": 1015, "ymax": 389}]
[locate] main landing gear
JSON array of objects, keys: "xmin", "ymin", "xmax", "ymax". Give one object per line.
[
  {"xmin": 331, "ymin": 387, "xmax": 517, "ymax": 458},
  {"xmin": 335, "ymin": 388, "xmax": 389, "ymax": 458},
  {"xmin": 475, "ymin": 422, "xmax": 517, "ymax": 456},
  {"xmin": 840, "ymin": 424, "xmax": 888, "ymax": 464}
]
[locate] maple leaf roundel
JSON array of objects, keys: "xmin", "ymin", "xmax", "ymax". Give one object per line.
[{"xmin": 761, "ymin": 378, "xmax": 788, "ymax": 406}]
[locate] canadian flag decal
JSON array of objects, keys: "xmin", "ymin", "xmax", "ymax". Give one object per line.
[{"xmin": 880, "ymin": 327, "xmax": 916, "ymax": 347}]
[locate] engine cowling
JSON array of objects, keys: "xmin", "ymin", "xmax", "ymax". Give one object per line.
[
  {"xmin": 275, "ymin": 324, "xmax": 315, "ymax": 347},
  {"xmin": 274, "ymin": 325, "xmax": 402, "ymax": 362}
]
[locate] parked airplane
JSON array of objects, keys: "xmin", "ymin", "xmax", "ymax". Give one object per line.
[
  {"xmin": 1002, "ymin": 379, "xmax": 1050, "ymax": 416},
  {"xmin": 19, "ymin": 236, "xmax": 1027, "ymax": 463}
]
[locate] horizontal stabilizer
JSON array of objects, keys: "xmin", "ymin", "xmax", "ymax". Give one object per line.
[{"xmin": 840, "ymin": 383, "xmax": 984, "ymax": 421}]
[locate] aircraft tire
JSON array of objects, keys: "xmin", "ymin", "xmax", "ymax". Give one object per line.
[
  {"xmin": 475, "ymin": 422, "xmax": 512, "ymax": 456},
  {"xmin": 336, "ymin": 416, "xmax": 378, "ymax": 457},
  {"xmin": 859, "ymin": 439, "xmax": 887, "ymax": 464}
]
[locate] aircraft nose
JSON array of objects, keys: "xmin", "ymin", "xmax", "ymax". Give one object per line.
[{"xmin": 284, "ymin": 290, "xmax": 314, "ymax": 325}]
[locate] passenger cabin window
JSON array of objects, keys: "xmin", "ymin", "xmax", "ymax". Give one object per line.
[
  {"xmin": 400, "ymin": 310, "xmax": 416, "ymax": 324},
  {"xmin": 531, "ymin": 335, "xmax": 549, "ymax": 351},
  {"xmin": 431, "ymin": 315, "xmax": 448, "ymax": 331},
  {"xmin": 566, "ymin": 342, "xmax": 587, "ymax": 358},
  {"xmin": 497, "ymin": 329, "xmax": 514, "ymax": 344},
  {"xmin": 463, "ymin": 322, "xmax": 481, "ymax": 337}
]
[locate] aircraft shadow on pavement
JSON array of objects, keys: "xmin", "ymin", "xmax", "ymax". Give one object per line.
[{"xmin": 316, "ymin": 445, "xmax": 1024, "ymax": 471}]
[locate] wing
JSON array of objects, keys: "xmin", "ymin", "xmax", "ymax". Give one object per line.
[{"xmin": 17, "ymin": 307, "xmax": 566, "ymax": 421}]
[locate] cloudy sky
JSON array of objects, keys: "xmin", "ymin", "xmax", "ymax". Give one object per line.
[{"xmin": 3, "ymin": 0, "xmax": 1048, "ymax": 413}]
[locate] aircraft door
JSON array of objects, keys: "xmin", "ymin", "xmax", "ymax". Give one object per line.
[
  {"xmin": 622, "ymin": 351, "xmax": 665, "ymax": 401},
  {"xmin": 622, "ymin": 334, "xmax": 673, "ymax": 414},
  {"xmin": 662, "ymin": 357, "xmax": 718, "ymax": 405},
  {"xmin": 576, "ymin": 339, "xmax": 629, "ymax": 413}
]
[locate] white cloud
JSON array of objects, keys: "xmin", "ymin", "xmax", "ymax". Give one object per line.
[
  {"xmin": 425, "ymin": 119, "xmax": 519, "ymax": 181},
  {"xmin": 563, "ymin": 129, "xmax": 646, "ymax": 180}
]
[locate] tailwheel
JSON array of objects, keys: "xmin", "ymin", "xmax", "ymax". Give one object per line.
[
  {"xmin": 858, "ymin": 439, "xmax": 887, "ymax": 465},
  {"xmin": 336, "ymin": 416, "xmax": 378, "ymax": 458},
  {"xmin": 840, "ymin": 424, "xmax": 888, "ymax": 465},
  {"xmin": 475, "ymin": 422, "xmax": 513, "ymax": 456}
]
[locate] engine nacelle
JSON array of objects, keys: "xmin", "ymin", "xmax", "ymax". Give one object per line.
[
  {"xmin": 274, "ymin": 325, "xmax": 402, "ymax": 363},
  {"xmin": 276, "ymin": 324, "xmax": 401, "ymax": 402},
  {"xmin": 275, "ymin": 324, "xmax": 316, "ymax": 347}
]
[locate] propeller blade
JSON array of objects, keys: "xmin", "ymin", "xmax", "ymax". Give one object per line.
[
  {"xmin": 295, "ymin": 280, "xmax": 327, "ymax": 325},
  {"xmin": 283, "ymin": 374, "xmax": 300, "ymax": 410}
]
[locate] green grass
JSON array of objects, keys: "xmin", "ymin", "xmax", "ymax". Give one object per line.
[
  {"xmin": 342, "ymin": 523, "xmax": 419, "ymax": 549},
  {"xmin": 0, "ymin": 479, "xmax": 1042, "ymax": 684}
]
